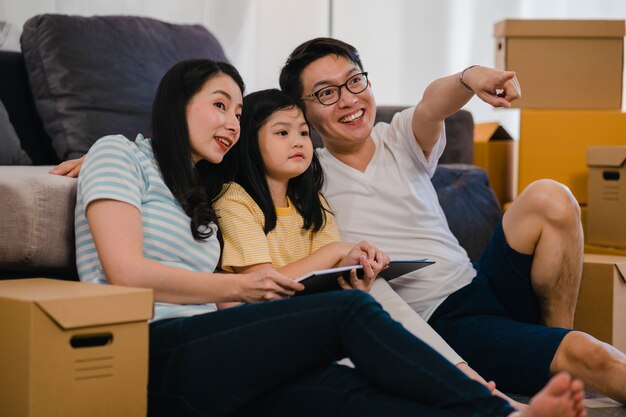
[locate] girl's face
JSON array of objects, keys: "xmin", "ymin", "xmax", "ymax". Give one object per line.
[
  {"xmin": 258, "ymin": 107, "xmax": 313, "ymax": 183},
  {"xmin": 186, "ymin": 73, "xmax": 243, "ymax": 164}
]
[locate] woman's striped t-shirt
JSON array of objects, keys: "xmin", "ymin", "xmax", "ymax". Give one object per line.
[{"xmin": 75, "ymin": 134, "xmax": 220, "ymax": 321}]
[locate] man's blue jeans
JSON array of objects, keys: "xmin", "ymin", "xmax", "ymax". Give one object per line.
[{"xmin": 148, "ymin": 290, "xmax": 514, "ymax": 417}]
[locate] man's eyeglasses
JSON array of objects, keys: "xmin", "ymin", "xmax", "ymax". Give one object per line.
[{"xmin": 301, "ymin": 72, "xmax": 369, "ymax": 106}]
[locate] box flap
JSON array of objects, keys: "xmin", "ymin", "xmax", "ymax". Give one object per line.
[
  {"xmin": 587, "ymin": 146, "xmax": 626, "ymax": 167},
  {"xmin": 584, "ymin": 254, "xmax": 626, "ymax": 283},
  {"xmin": 36, "ymin": 290, "xmax": 153, "ymax": 329},
  {"xmin": 494, "ymin": 19, "xmax": 626, "ymax": 38},
  {"xmin": 619, "ymin": 264, "xmax": 626, "ymax": 283},
  {"xmin": 474, "ymin": 122, "xmax": 513, "ymax": 143},
  {"xmin": 0, "ymin": 278, "xmax": 153, "ymax": 329}
]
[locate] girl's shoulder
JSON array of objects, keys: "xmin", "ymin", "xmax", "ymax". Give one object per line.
[
  {"xmin": 319, "ymin": 192, "xmax": 333, "ymax": 211},
  {"xmin": 216, "ymin": 182, "xmax": 257, "ymax": 207}
]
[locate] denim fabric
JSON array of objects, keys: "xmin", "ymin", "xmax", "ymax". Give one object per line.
[
  {"xmin": 148, "ymin": 290, "xmax": 514, "ymax": 417},
  {"xmin": 430, "ymin": 220, "xmax": 571, "ymax": 395}
]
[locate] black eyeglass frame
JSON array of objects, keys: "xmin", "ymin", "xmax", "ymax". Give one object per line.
[{"xmin": 301, "ymin": 72, "xmax": 369, "ymax": 105}]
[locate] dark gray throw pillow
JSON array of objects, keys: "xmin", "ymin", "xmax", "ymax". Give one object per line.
[
  {"xmin": 0, "ymin": 99, "xmax": 32, "ymax": 165},
  {"xmin": 431, "ymin": 164, "xmax": 502, "ymax": 261},
  {"xmin": 20, "ymin": 14, "xmax": 228, "ymax": 160}
]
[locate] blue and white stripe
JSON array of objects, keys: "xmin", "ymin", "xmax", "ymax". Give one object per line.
[{"xmin": 75, "ymin": 134, "xmax": 219, "ymax": 321}]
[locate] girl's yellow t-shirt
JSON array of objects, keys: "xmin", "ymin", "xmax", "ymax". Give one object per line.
[{"xmin": 214, "ymin": 182, "xmax": 340, "ymax": 271}]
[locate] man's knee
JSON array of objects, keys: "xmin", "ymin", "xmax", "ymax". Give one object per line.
[
  {"xmin": 552, "ymin": 331, "xmax": 612, "ymax": 374},
  {"xmin": 522, "ymin": 179, "xmax": 580, "ymax": 228}
]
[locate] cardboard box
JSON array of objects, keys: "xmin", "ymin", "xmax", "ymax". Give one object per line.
[
  {"xmin": 473, "ymin": 122, "xmax": 518, "ymax": 205},
  {"xmin": 585, "ymin": 243, "xmax": 626, "ymax": 257},
  {"xmin": 0, "ymin": 278, "xmax": 153, "ymax": 417},
  {"xmin": 518, "ymin": 110, "xmax": 626, "ymax": 203},
  {"xmin": 574, "ymin": 254, "xmax": 626, "ymax": 351},
  {"xmin": 587, "ymin": 146, "xmax": 626, "ymax": 248},
  {"xmin": 494, "ymin": 19, "xmax": 625, "ymax": 109}
]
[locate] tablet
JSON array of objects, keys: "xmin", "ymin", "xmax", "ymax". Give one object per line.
[
  {"xmin": 294, "ymin": 259, "xmax": 434, "ymax": 296},
  {"xmin": 294, "ymin": 265, "xmax": 364, "ymax": 296},
  {"xmin": 378, "ymin": 259, "xmax": 435, "ymax": 281}
]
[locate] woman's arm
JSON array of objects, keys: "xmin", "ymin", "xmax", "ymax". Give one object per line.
[{"xmin": 87, "ymin": 199, "xmax": 303, "ymax": 304}]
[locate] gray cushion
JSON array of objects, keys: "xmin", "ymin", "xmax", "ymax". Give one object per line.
[
  {"xmin": 441, "ymin": 110, "xmax": 474, "ymax": 165},
  {"xmin": 431, "ymin": 164, "xmax": 502, "ymax": 261},
  {"xmin": 0, "ymin": 166, "xmax": 77, "ymax": 276},
  {"xmin": 0, "ymin": 99, "xmax": 32, "ymax": 165},
  {"xmin": 20, "ymin": 14, "xmax": 228, "ymax": 160}
]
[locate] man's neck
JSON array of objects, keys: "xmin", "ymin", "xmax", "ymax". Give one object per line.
[{"xmin": 324, "ymin": 136, "xmax": 375, "ymax": 173}]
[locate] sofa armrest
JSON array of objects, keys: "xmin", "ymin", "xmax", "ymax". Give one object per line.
[
  {"xmin": 0, "ymin": 166, "xmax": 77, "ymax": 279},
  {"xmin": 431, "ymin": 164, "xmax": 502, "ymax": 261}
]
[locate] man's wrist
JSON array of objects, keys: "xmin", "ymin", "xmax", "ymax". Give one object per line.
[{"xmin": 460, "ymin": 65, "xmax": 479, "ymax": 93}]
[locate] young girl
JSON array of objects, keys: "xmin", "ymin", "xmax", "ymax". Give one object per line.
[
  {"xmin": 214, "ymin": 88, "xmax": 387, "ymax": 290},
  {"xmin": 73, "ymin": 59, "xmax": 583, "ymax": 417}
]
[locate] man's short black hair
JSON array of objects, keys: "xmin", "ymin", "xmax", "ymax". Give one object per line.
[{"xmin": 279, "ymin": 37, "xmax": 363, "ymax": 103}]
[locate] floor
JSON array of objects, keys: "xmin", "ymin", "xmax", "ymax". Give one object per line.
[{"xmin": 511, "ymin": 392, "xmax": 626, "ymax": 416}]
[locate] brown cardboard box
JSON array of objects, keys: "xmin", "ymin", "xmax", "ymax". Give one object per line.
[
  {"xmin": 473, "ymin": 122, "xmax": 518, "ymax": 205},
  {"xmin": 587, "ymin": 146, "xmax": 626, "ymax": 248},
  {"xmin": 0, "ymin": 278, "xmax": 153, "ymax": 417},
  {"xmin": 585, "ymin": 243, "xmax": 626, "ymax": 257},
  {"xmin": 494, "ymin": 19, "xmax": 625, "ymax": 109},
  {"xmin": 574, "ymin": 254, "xmax": 626, "ymax": 351},
  {"xmin": 518, "ymin": 110, "xmax": 626, "ymax": 203}
]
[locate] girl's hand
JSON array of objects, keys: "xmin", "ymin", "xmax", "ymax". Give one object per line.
[
  {"xmin": 49, "ymin": 155, "xmax": 86, "ymax": 177},
  {"xmin": 337, "ymin": 241, "xmax": 391, "ymax": 292},
  {"xmin": 234, "ymin": 269, "xmax": 304, "ymax": 303},
  {"xmin": 338, "ymin": 240, "xmax": 389, "ymax": 268}
]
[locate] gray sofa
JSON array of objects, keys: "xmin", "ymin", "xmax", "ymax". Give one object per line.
[{"xmin": 0, "ymin": 14, "xmax": 501, "ymax": 280}]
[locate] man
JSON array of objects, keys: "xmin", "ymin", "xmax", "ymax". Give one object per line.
[{"xmin": 279, "ymin": 37, "xmax": 626, "ymax": 401}]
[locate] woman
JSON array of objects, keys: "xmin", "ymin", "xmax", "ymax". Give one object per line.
[{"xmin": 74, "ymin": 58, "xmax": 584, "ymax": 417}]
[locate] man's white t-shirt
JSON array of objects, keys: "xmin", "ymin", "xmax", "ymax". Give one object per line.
[{"xmin": 317, "ymin": 107, "xmax": 477, "ymax": 320}]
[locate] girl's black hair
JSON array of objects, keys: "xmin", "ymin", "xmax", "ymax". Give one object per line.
[
  {"xmin": 224, "ymin": 88, "xmax": 328, "ymax": 234},
  {"xmin": 151, "ymin": 59, "xmax": 245, "ymax": 240}
]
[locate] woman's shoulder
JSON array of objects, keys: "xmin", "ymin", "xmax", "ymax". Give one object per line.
[
  {"xmin": 87, "ymin": 134, "xmax": 142, "ymax": 160},
  {"xmin": 91, "ymin": 134, "xmax": 135, "ymax": 149}
]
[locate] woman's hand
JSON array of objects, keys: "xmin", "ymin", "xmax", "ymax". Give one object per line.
[
  {"xmin": 49, "ymin": 155, "xmax": 86, "ymax": 177},
  {"xmin": 234, "ymin": 269, "xmax": 304, "ymax": 303},
  {"xmin": 337, "ymin": 241, "xmax": 391, "ymax": 292}
]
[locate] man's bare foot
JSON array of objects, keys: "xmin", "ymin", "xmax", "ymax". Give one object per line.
[{"xmin": 519, "ymin": 372, "xmax": 586, "ymax": 417}]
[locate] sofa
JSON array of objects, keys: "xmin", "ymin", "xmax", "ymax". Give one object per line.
[{"xmin": 0, "ymin": 14, "xmax": 501, "ymax": 281}]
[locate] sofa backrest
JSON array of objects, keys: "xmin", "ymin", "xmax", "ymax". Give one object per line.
[
  {"xmin": 17, "ymin": 14, "xmax": 228, "ymax": 162},
  {"xmin": 0, "ymin": 50, "xmax": 55, "ymax": 164},
  {"xmin": 0, "ymin": 14, "xmax": 497, "ymax": 280}
]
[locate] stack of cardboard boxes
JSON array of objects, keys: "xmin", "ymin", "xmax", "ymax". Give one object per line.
[{"xmin": 489, "ymin": 19, "xmax": 626, "ymax": 351}]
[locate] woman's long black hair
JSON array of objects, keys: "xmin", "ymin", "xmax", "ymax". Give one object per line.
[
  {"xmin": 150, "ymin": 59, "xmax": 245, "ymax": 240},
  {"xmin": 224, "ymin": 88, "xmax": 328, "ymax": 234}
]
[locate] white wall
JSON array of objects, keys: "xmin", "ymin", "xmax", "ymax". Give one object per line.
[
  {"xmin": 0, "ymin": 0, "xmax": 329, "ymax": 92},
  {"xmin": 2, "ymin": 0, "xmax": 626, "ymax": 137},
  {"xmin": 333, "ymin": 0, "xmax": 626, "ymax": 137}
]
